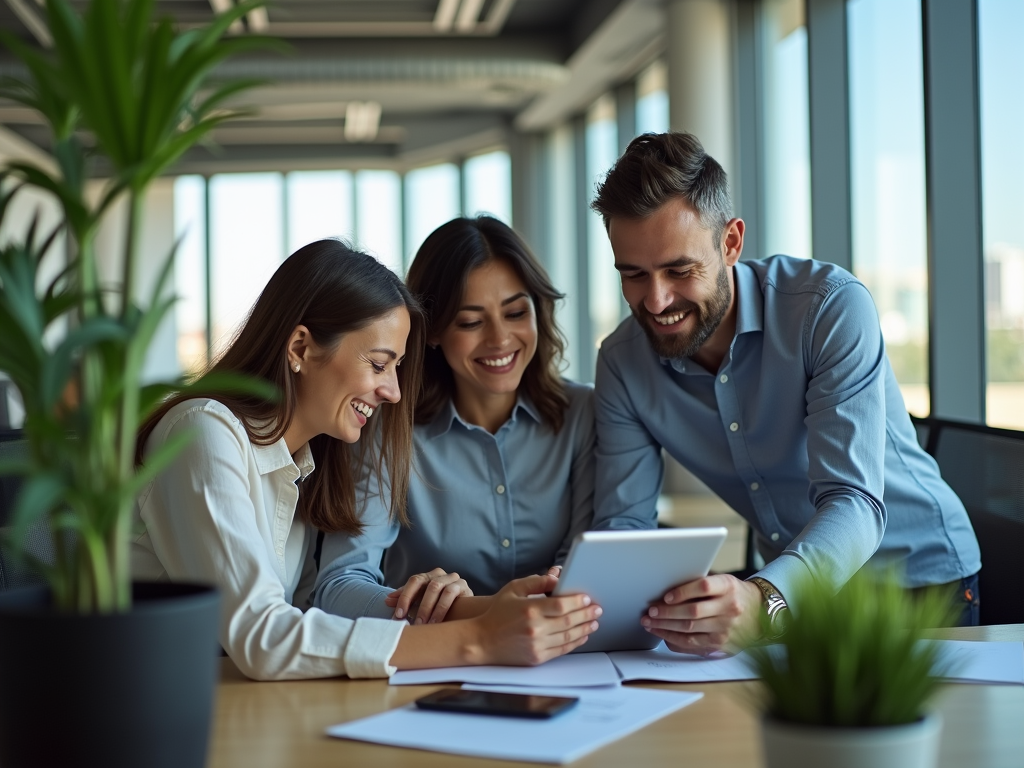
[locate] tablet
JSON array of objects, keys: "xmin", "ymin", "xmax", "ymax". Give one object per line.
[{"xmin": 552, "ymin": 528, "xmax": 728, "ymax": 653}]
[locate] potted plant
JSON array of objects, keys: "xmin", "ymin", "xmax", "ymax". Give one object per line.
[
  {"xmin": 746, "ymin": 569, "xmax": 954, "ymax": 768},
  {"xmin": 0, "ymin": 1, "xmax": 274, "ymax": 766}
]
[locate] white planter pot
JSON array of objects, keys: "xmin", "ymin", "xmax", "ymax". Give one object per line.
[{"xmin": 761, "ymin": 713, "xmax": 942, "ymax": 768}]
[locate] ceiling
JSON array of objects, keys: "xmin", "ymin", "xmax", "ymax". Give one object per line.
[{"xmin": 0, "ymin": 0, "xmax": 665, "ymax": 174}]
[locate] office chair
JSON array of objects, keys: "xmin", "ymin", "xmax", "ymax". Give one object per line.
[{"xmin": 913, "ymin": 416, "xmax": 1024, "ymax": 625}]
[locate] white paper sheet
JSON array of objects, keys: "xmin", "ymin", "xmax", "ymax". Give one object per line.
[
  {"xmin": 608, "ymin": 643, "xmax": 760, "ymax": 683},
  {"xmin": 326, "ymin": 684, "xmax": 703, "ymax": 764},
  {"xmin": 929, "ymin": 640, "xmax": 1024, "ymax": 685},
  {"xmin": 389, "ymin": 652, "xmax": 621, "ymax": 688}
]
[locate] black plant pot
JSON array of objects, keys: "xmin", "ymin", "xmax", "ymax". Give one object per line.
[{"xmin": 0, "ymin": 582, "xmax": 221, "ymax": 768}]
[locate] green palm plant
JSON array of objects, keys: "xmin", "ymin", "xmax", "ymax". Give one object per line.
[{"xmin": 0, "ymin": 0, "xmax": 278, "ymax": 613}]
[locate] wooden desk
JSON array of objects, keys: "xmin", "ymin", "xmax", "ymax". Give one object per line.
[{"xmin": 209, "ymin": 625, "xmax": 1024, "ymax": 768}]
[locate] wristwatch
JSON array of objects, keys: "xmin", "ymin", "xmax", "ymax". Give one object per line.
[{"xmin": 749, "ymin": 576, "xmax": 789, "ymax": 637}]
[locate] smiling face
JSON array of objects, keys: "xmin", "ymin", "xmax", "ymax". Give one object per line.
[
  {"xmin": 609, "ymin": 198, "xmax": 743, "ymax": 361},
  {"xmin": 435, "ymin": 259, "xmax": 538, "ymax": 413},
  {"xmin": 290, "ymin": 307, "xmax": 411, "ymax": 445}
]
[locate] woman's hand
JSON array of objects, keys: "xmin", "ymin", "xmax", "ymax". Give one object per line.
[
  {"xmin": 470, "ymin": 574, "xmax": 601, "ymax": 666},
  {"xmin": 384, "ymin": 567, "xmax": 473, "ymax": 624}
]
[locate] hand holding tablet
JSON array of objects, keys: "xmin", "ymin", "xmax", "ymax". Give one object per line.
[{"xmin": 552, "ymin": 528, "xmax": 728, "ymax": 653}]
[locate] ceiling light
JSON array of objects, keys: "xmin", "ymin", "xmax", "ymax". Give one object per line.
[
  {"xmin": 344, "ymin": 101, "xmax": 382, "ymax": 142},
  {"xmin": 433, "ymin": 0, "xmax": 460, "ymax": 32}
]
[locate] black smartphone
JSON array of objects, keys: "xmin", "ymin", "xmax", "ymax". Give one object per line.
[{"xmin": 414, "ymin": 688, "xmax": 579, "ymax": 719}]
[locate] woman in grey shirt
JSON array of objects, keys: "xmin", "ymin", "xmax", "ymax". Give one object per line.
[{"xmin": 314, "ymin": 216, "xmax": 596, "ymax": 625}]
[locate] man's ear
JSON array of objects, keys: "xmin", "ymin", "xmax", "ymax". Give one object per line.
[{"xmin": 722, "ymin": 218, "xmax": 745, "ymax": 267}]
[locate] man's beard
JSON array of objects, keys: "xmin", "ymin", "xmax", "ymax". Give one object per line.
[{"xmin": 633, "ymin": 260, "xmax": 731, "ymax": 360}]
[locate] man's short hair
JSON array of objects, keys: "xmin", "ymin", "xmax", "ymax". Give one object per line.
[{"xmin": 592, "ymin": 132, "xmax": 732, "ymax": 242}]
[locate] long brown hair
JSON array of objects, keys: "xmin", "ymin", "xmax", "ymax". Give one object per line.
[
  {"xmin": 405, "ymin": 216, "xmax": 568, "ymax": 432},
  {"xmin": 137, "ymin": 240, "xmax": 424, "ymax": 535}
]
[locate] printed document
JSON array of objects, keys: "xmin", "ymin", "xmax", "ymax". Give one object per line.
[
  {"xmin": 326, "ymin": 684, "xmax": 702, "ymax": 764},
  {"xmin": 389, "ymin": 652, "xmax": 621, "ymax": 688}
]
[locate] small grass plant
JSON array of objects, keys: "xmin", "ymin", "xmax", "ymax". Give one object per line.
[{"xmin": 746, "ymin": 568, "xmax": 957, "ymax": 728}]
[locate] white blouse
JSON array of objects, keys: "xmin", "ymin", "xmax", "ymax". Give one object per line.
[{"xmin": 131, "ymin": 398, "xmax": 405, "ymax": 681}]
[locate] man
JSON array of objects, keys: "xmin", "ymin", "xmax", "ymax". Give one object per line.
[{"xmin": 590, "ymin": 132, "xmax": 981, "ymax": 652}]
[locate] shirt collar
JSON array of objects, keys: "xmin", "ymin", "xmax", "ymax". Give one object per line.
[
  {"xmin": 660, "ymin": 261, "xmax": 764, "ymax": 374},
  {"xmin": 425, "ymin": 393, "xmax": 542, "ymax": 440},
  {"xmin": 251, "ymin": 436, "xmax": 316, "ymax": 481},
  {"xmin": 732, "ymin": 260, "xmax": 764, "ymax": 337}
]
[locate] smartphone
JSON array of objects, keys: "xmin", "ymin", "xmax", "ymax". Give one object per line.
[{"xmin": 414, "ymin": 688, "xmax": 579, "ymax": 719}]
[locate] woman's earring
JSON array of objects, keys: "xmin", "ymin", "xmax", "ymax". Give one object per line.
[{"xmin": 293, "ymin": 364, "xmax": 301, "ymax": 373}]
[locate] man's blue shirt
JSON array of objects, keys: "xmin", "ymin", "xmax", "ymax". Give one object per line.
[{"xmin": 593, "ymin": 255, "xmax": 980, "ymax": 602}]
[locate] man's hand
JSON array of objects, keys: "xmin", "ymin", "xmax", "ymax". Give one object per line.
[{"xmin": 640, "ymin": 574, "xmax": 763, "ymax": 654}]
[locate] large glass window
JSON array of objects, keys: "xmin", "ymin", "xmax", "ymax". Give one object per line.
[
  {"xmin": 586, "ymin": 95, "xmax": 625, "ymax": 373},
  {"xmin": 463, "ymin": 150, "xmax": 511, "ymax": 224},
  {"xmin": 404, "ymin": 163, "xmax": 460, "ymax": 265},
  {"xmin": 848, "ymin": 0, "xmax": 929, "ymax": 417},
  {"xmin": 208, "ymin": 173, "xmax": 284, "ymax": 358},
  {"xmin": 980, "ymin": 0, "xmax": 1024, "ymax": 429},
  {"xmin": 355, "ymin": 170, "xmax": 402, "ymax": 275},
  {"xmin": 285, "ymin": 171, "xmax": 353, "ymax": 254},
  {"xmin": 763, "ymin": 0, "xmax": 812, "ymax": 261},
  {"xmin": 172, "ymin": 175, "xmax": 208, "ymax": 374},
  {"xmin": 636, "ymin": 60, "xmax": 669, "ymax": 135}
]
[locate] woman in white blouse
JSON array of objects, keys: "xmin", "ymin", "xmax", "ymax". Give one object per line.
[{"xmin": 132, "ymin": 241, "xmax": 600, "ymax": 681}]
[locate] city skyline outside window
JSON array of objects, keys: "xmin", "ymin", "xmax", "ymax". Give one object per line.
[
  {"xmin": 979, "ymin": 0, "xmax": 1024, "ymax": 429},
  {"xmin": 848, "ymin": 0, "xmax": 930, "ymax": 417}
]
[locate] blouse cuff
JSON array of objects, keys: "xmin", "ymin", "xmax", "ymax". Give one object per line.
[{"xmin": 342, "ymin": 617, "xmax": 406, "ymax": 678}]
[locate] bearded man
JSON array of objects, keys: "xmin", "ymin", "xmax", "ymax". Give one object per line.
[{"xmin": 590, "ymin": 132, "xmax": 981, "ymax": 649}]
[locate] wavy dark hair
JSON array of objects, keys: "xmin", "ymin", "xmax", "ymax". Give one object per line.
[
  {"xmin": 137, "ymin": 240, "xmax": 424, "ymax": 535},
  {"xmin": 406, "ymin": 216, "xmax": 569, "ymax": 432}
]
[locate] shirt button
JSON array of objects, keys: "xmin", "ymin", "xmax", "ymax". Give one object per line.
[
  {"xmin": 750, "ymin": 482, "xmax": 759, "ymax": 491},
  {"xmin": 771, "ymin": 532, "xmax": 780, "ymax": 541},
  {"xmin": 501, "ymin": 538, "xmax": 510, "ymax": 548},
  {"xmin": 496, "ymin": 484, "xmax": 506, "ymax": 495},
  {"xmin": 720, "ymin": 374, "xmax": 728, "ymax": 383},
  {"xmin": 729, "ymin": 422, "xmax": 739, "ymax": 432}
]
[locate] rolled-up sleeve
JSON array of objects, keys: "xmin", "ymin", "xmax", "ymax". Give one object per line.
[
  {"xmin": 138, "ymin": 405, "xmax": 404, "ymax": 680},
  {"xmin": 756, "ymin": 281, "xmax": 887, "ymax": 603}
]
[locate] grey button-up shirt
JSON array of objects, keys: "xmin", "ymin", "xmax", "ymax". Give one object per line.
[
  {"xmin": 592, "ymin": 255, "xmax": 980, "ymax": 603},
  {"xmin": 314, "ymin": 381, "xmax": 596, "ymax": 619}
]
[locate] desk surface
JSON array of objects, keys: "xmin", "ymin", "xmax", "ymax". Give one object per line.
[{"xmin": 210, "ymin": 625, "xmax": 1024, "ymax": 768}]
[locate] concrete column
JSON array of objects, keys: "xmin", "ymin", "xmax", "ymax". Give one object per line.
[{"xmin": 666, "ymin": 0, "xmax": 735, "ymax": 176}]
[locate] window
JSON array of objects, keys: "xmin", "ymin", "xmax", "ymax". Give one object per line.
[
  {"xmin": 172, "ymin": 176, "xmax": 208, "ymax": 374},
  {"xmin": 763, "ymin": 0, "xmax": 812, "ymax": 261},
  {"xmin": 586, "ymin": 94, "xmax": 625, "ymax": 372},
  {"xmin": 848, "ymin": 0, "xmax": 929, "ymax": 417},
  {"xmin": 636, "ymin": 60, "xmax": 669, "ymax": 135},
  {"xmin": 355, "ymin": 170, "xmax": 402, "ymax": 275},
  {"xmin": 463, "ymin": 150, "xmax": 511, "ymax": 224},
  {"xmin": 208, "ymin": 173, "xmax": 284, "ymax": 358},
  {"xmin": 979, "ymin": 0, "xmax": 1024, "ymax": 429},
  {"xmin": 404, "ymin": 163, "xmax": 460, "ymax": 265},
  {"xmin": 285, "ymin": 171, "xmax": 354, "ymax": 254}
]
